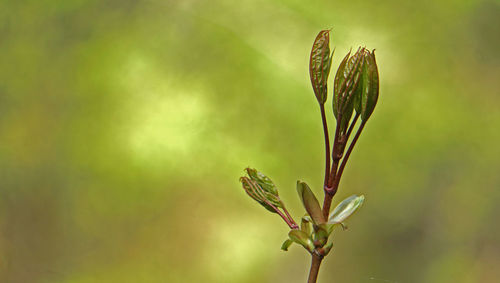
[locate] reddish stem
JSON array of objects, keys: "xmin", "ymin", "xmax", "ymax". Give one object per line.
[
  {"xmin": 308, "ymin": 254, "xmax": 323, "ymax": 283},
  {"xmin": 319, "ymin": 104, "xmax": 331, "ymax": 187},
  {"xmin": 330, "ymin": 120, "xmax": 366, "ymax": 195}
]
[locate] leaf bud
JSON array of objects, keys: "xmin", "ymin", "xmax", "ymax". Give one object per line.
[
  {"xmin": 309, "ymin": 30, "xmax": 334, "ymax": 104},
  {"xmin": 354, "ymin": 49, "xmax": 379, "ymax": 121},
  {"xmin": 333, "ymin": 47, "xmax": 365, "ymax": 132}
]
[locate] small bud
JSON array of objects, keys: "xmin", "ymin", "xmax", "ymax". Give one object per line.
[
  {"xmin": 333, "ymin": 47, "xmax": 365, "ymax": 132},
  {"xmin": 310, "ymin": 30, "xmax": 334, "ymax": 104}
]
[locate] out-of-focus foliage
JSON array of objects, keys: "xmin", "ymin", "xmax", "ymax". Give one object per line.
[{"xmin": 0, "ymin": 0, "xmax": 499, "ymax": 282}]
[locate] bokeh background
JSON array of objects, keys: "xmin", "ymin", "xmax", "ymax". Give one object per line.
[{"xmin": 1, "ymin": 0, "xmax": 499, "ymax": 282}]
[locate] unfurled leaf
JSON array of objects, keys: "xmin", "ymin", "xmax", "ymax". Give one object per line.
[
  {"xmin": 328, "ymin": 195, "xmax": 365, "ymax": 224},
  {"xmin": 289, "ymin": 230, "xmax": 314, "ymax": 252},
  {"xmin": 309, "ymin": 30, "xmax": 334, "ymax": 104},
  {"xmin": 297, "ymin": 181, "xmax": 325, "ymax": 224},
  {"xmin": 281, "ymin": 239, "xmax": 293, "ymax": 251}
]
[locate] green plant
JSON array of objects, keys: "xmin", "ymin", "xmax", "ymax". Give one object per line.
[{"xmin": 239, "ymin": 30, "xmax": 379, "ymax": 283}]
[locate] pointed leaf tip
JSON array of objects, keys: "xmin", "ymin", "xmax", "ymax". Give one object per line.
[{"xmin": 297, "ymin": 181, "xmax": 325, "ymax": 224}]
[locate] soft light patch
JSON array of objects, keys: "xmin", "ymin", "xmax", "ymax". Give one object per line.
[
  {"xmin": 119, "ymin": 54, "xmax": 208, "ymax": 165},
  {"xmin": 203, "ymin": 216, "xmax": 278, "ymax": 282}
]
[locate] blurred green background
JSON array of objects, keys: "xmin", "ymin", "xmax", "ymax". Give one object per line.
[{"xmin": 1, "ymin": 0, "xmax": 499, "ymax": 282}]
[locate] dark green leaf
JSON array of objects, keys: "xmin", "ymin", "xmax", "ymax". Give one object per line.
[{"xmin": 360, "ymin": 50, "xmax": 379, "ymax": 121}]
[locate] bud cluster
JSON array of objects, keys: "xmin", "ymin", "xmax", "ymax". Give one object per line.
[{"xmin": 333, "ymin": 47, "xmax": 379, "ymax": 132}]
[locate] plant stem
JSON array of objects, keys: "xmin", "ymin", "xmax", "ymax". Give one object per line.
[
  {"xmin": 308, "ymin": 254, "xmax": 323, "ymax": 283},
  {"xmin": 262, "ymin": 198, "xmax": 298, "ymax": 229},
  {"xmin": 322, "ymin": 113, "xmax": 360, "ymax": 219},
  {"xmin": 345, "ymin": 113, "xmax": 360, "ymax": 142},
  {"xmin": 329, "ymin": 120, "xmax": 366, "ymax": 196},
  {"xmin": 327, "ymin": 116, "xmax": 342, "ymax": 189},
  {"xmin": 319, "ymin": 104, "xmax": 330, "ymax": 187},
  {"xmin": 282, "ymin": 204, "xmax": 299, "ymax": 229}
]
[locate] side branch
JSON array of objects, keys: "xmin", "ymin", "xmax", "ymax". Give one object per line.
[
  {"xmin": 330, "ymin": 120, "xmax": 367, "ymax": 195},
  {"xmin": 319, "ymin": 104, "xmax": 331, "ymax": 186}
]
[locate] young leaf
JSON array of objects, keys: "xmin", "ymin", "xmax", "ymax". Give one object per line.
[
  {"xmin": 333, "ymin": 51, "xmax": 351, "ymax": 118},
  {"xmin": 359, "ymin": 50, "xmax": 379, "ymax": 121},
  {"xmin": 333, "ymin": 48, "xmax": 365, "ymax": 132},
  {"xmin": 328, "ymin": 195, "xmax": 365, "ymax": 224},
  {"xmin": 245, "ymin": 168, "xmax": 279, "ymax": 196},
  {"xmin": 297, "ymin": 181, "xmax": 325, "ymax": 224},
  {"xmin": 309, "ymin": 30, "xmax": 333, "ymax": 104},
  {"xmin": 289, "ymin": 230, "xmax": 314, "ymax": 252},
  {"xmin": 281, "ymin": 239, "xmax": 294, "ymax": 251},
  {"xmin": 240, "ymin": 177, "xmax": 282, "ymax": 213}
]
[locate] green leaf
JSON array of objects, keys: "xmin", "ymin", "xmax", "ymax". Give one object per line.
[
  {"xmin": 288, "ymin": 230, "xmax": 314, "ymax": 252},
  {"xmin": 281, "ymin": 239, "xmax": 293, "ymax": 251},
  {"xmin": 245, "ymin": 168, "xmax": 279, "ymax": 196},
  {"xmin": 328, "ymin": 195, "xmax": 365, "ymax": 224},
  {"xmin": 359, "ymin": 50, "xmax": 379, "ymax": 121},
  {"xmin": 333, "ymin": 48, "xmax": 365, "ymax": 132},
  {"xmin": 240, "ymin": 177, "xmax": 282, "ymax": 213},
  {"xmin": 333, "ymin": 51, "xmax": 351, "ymax": 118},
  {"xmin": 297, "ymin": 181, "xmax": 325, "ymax": 224},
  {"xmin": 309, "ymin": 30, "xmax": 332, "ymax": 104}
]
